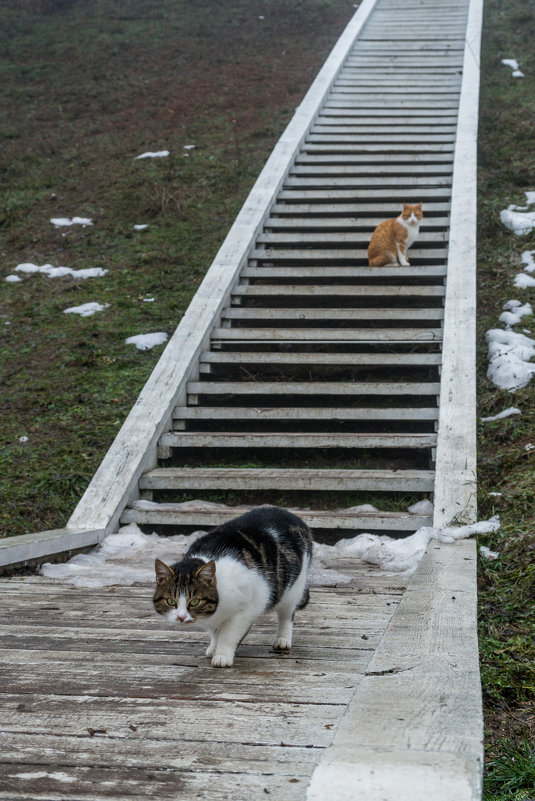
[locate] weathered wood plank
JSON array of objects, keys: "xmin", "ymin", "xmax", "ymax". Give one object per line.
[
  {"xmin": 158, "ymin": 432, "xmax": 437, "ymax": 449},
  {"xmin": 139, "ymin": 468, "xmax": 436, "ymax": 492},
  {"xmin": 174, "ymin": 406, "xmax": 440, "ymax": 422},
  {"xmin": 197, "ymin": 352, "xmax": 443, "ymax": 367},
  {"xmin": 222, "ymin": 307, "xmax": 444, "ymax": 321},
  {"xmin": 211, "ymin": 328, "xmax": 443, "ymax": 342},
  {"xmin": 233, "ymin": 284, "xmax": 446, "ymax": 297},
  {"xmin": 241, "ymin": 264, "xmax": 447, "ymax": 277},
  {"xmin": 306, "ymin": 541, "xmax": 482, "ymax": 801},
  {"xmin": 122, "ymin": 504, "xmax": 432, "ymax": 532},
  {"xmin": 186, "ymin": 380, "xmax": 441, "ymax": 396},
  {"xmin": 432, "ymin": 0, "xmax": 481, "ymax": 527}
]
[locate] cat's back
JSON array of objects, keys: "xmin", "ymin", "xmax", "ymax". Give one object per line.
[{"xmin": 188, "ymin": 506, "xmax": 312, "ymax": 563}]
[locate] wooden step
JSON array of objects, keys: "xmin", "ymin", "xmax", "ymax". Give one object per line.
[
  {"xmin": 277, "ymin": 188, "xmax": 453, "ymax": 200},
  {"xmin": 283, "ymin": 176, "xmax": 453, "ymax": 189},
  {"xmin": 198, "ymin": 352, "xmax": 442, "ymax": 368},
  {"xmin": 295, "ymin": 153, "xmax": 454, "ymax": 163},
  {"xmin": 269, "ymin": 202, "xmax": 451, "ymax": 214},
  {"xmin": 121, "ymin": 503, "xmax": 433, "ymax": 532},
  {"xmin": 233, "ymin": 284, "xmax": 446, "ymax": 297},
  {"xmin": 186, "ymin": 381, "xmax": 441, "ymax": 396},
  {"xmin": 159, "ymin": 432, "xmax": 438, "ymax": 449},
  {"xmin": 241, "ymin": 265, "xmax": 447, "ymax": 278},
  {"xmin": 173, "ymin": 406, "xmax": 440, "ymax": 423},
  {"xmin": 256, "ymin": 232, "xmax": 447, "ymax": 245},
  {"xmin": 211, "ymin": 328, "xmax": 443, "ymax": 342},
  {"xmin": 221, "ymin": 308, "xmax": 444, "ymax": 322},
  {"xmin": 139, "ymin": 467, "xmax": 436, "ymax": 493},
  {"xmin": 263, "ymin": 217, "xmax": 450, "ymax": 230},
  {"xmin": 249, "ymin": 249, "xmax": 447, "ymax": 263}
]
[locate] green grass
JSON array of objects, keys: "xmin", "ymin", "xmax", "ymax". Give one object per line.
[{"xmin": 484, "ymin": 738, "xmax": 535, "ymax": 801}]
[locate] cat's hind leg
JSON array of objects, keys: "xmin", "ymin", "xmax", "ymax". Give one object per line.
[{"xmin": 273, "ymin": 559, "xmax": 309, "ymax": 652}]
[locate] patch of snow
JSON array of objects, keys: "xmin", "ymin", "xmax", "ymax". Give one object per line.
[
  {"xmin": 486, "ymin": 328, "xmax": 535, "ymax": 390},
  {"xmin": 499, "ymin": 300, "xmax": 533, "ymax": 328},
  {"xmin": 480, "ymin": 545, "xmax": 499, "ymax": 561},
  {"xmin": 15, "ymin": 263, "xmax": 107, "ymax": 280},
  {"xmin": 525, "ymin": 443, "xmax": 535, "ymax": 452},
  {"xmin": 480, "ymin": 406, "xmax": 521, "ymax": 423},
  {"xmin": 5, "ymin": 275, "xmax": 22, "ymax": 283},
  {"xmin": 142, "ymin": 297, "xmax": 155, "ymax": 302},
  {"xmin": 344, "ymin": 504, "xmax": 378, "ymax": 513},
  {"xmin": 134, "ymin": 224, "xmax": 149, "ymax": 231},
  {"xmin": 525, "ymin": 191, "xmax": 535, "ymax": 204},
  {"xmin": 514, "ymin": 272, "xmax": 535, "ymax": 289},
  {"xmin": 51, "ymin": 217, "xmax": 93, "ymax": 227},
  {"xmin": 500, "ymin": 207, "xmax": 535, "ymax": 236},
  {"xmin": 19, "ymin": 436, "xmax": 28, "ymax": 443},
  {"xmin": 125, "ymin": 332, "xmax": 168, "ymax": 350},
  {"xmin": 488, "ymin": 492, "xmax": 502, "ymax": 497},
  {"xmin": 521, "ymin": 251, "xmax": 535, "ymax": 272},
  {"xmin": 501, "ymin": 59, "xmax": 524, "ymax": 77},
  {"xmin": 64, "ymin": 302, "xmax": 109, "ymax": 317},
  {"xmin": 135, "ymin": 150, "xmax": 169, "ymax": 160},
  {"xmin": 183, "ymin": 145, "xmax": 196, "ymax": 150},
  {"xmin": 408, "ymin": 499, "xmax": 434, "ymax": 516},
  {"xmin": 40, "ymin": 515, "xmax": 500, "ymax": 588}
]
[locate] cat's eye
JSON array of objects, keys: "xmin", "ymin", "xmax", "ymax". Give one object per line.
[
  {"xmin": 166, "ymin": 598, "xmax": 177, "ymax": 607},
  {"xmin": 189, "ymin": 598, "xmax": 200, "ymax": 608}
]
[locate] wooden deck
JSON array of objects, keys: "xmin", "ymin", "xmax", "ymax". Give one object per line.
[{"xmin": 0, "ymin": 560, "xmax": 408, "ymax": 800}]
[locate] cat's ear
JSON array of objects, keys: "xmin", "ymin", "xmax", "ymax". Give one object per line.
[
  {"xmin": 417, "ymin": 202, "xmax": 423, "ymax": 209},
  {"xmin": 155, "ymin": 559, "xmax": 174, "ymax": 583},
  {"xmin": 195, "ymin": 560, "xmax": 216, "ymax": 585},
  {"xmin": 402, "ymin": 202, "xmax": 408, "ymax": 209}
]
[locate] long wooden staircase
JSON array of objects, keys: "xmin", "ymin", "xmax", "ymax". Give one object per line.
[{"xmin": 118, "ymin": 0, "xmax": 467, "ymax": 539}]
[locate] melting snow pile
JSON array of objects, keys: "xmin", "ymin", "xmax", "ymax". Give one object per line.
[
  {"xmin": 64, "ymin": 302, "xmax": 109, "ymax": 317},
  {"xmin": 40, "ymin": 513, "xmax": 500, "ymax": 589},
  {"xmin": 51, "ymin": 217, "xmax": 93, "ymax": 227},
  {"xmin": 486, "ymin": 329, "xmax": 535, "ymax": 390},
  {"xmin": 14, "ymin": 263, "xmax": 107, "ymax": 280},
  {"xmin": 500, "ymin": 192, "xmax": 535, "ymax": 236},
  {"xmin": 499, "ymin": 299, "xmax": 533, "ymax": 328},
  {"xmin": 480, "ymin": 406, "xmax": 521, "ymax": 423},
  {"xmin": 486, "ymin": 199, "xmax": 535, "ymax": 391},
  {"xmin": 125, "ymin": 332, "xmax": 168, "ymax": 350},
  {"xmin": 135, "ymin": 150, "xmax": 169, "ymax": 160},
  {"xmin": 501, "ymin": 58, "xmax": 524, "ymax": 78}
]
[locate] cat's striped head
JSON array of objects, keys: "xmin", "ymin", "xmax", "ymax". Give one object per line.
[
  {"xmin": 401, "ymin": 202, "xmax": 423, "ymax": 224},
  {"xmin": 153, "ymin": 558, "xmax": 218, "ymax": 624}
]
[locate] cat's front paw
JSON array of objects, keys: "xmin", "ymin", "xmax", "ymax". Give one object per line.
[
  {"xmin": 273, "ymin": 637, "xmax": 292, "ymax": 653},
  {"xmin": 212, "ymin": 652, "xmax": 234, "ymax": 668},
  {"xmin": 205, "ymin": 643, "xmax": 216, "ymax": 658}
]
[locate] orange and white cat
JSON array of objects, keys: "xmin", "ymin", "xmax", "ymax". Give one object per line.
[{"xmin": 367, "ymin": 203, "xmax": 423, "ymax": 267}]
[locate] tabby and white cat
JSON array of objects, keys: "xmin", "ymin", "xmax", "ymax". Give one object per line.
[
  {"xmin": 367, "ymin": 202, "xmax": 423, "ymax": 267},
  {"xmin": 153, "ymin": 506, "xmax": 312, "ymax": 668}
]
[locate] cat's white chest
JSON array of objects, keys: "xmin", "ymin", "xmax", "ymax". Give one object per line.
[{"xmin": 398, "ymin": 216, "xmax": 420, "ymax": 247}]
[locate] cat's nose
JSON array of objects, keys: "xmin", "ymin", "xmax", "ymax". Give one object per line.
[{"xmin": 176, "ymin": 613, "xmax": 188, "ymax": 622}]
